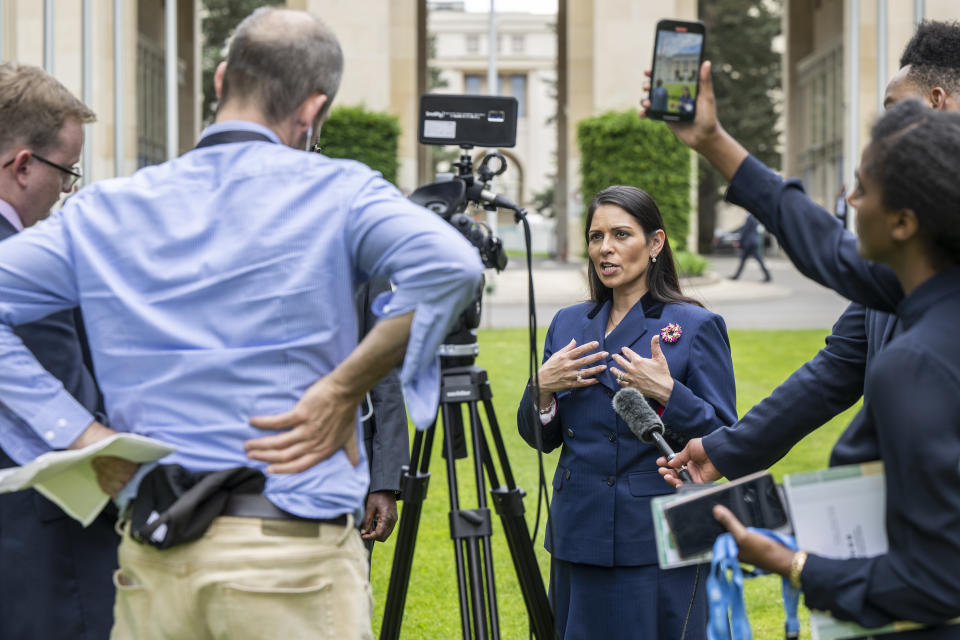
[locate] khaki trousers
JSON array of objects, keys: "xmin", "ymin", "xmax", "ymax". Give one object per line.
[{"xmin": 111, "ymin": 515, "xmax": 372, "ymax": 640}]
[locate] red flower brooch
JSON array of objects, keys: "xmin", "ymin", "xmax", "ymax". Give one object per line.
[{"xmin": 660, "ymin": 322, "xmax": 682, "ymax": 343}]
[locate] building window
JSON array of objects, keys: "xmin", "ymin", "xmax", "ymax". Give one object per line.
[
  {"xmin": 466, "ymin": 34, "xmax": 479, "ymax": 53},
  {"xmin": 137, "ymin": 37, "xmax": 166, "ymax": 168},
  {"xmin": 511, "ymin": 34, "xmax": 525, "ymax": 53},
  {"xmin": 465, "ymin": 74, "xmax": 482, "ymax": 95},
  {"xmin": 509, "ymin": 74, "xmax": 527, "ymax": 118},
  {"xmin": 796, "ymin": 43, "xmax": 843, "ymax": 207}
]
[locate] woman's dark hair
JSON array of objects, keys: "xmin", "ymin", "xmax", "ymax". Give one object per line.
[
  {"xmin": 585, "ymin": 185, "xmax": 702, "ymax": 307},
  {"xmin": 864, "ymin": 99, "xmax": 960, "ymax": 266}
]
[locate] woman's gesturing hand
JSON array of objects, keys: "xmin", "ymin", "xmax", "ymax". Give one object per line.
[
  {"xmin": 609, "ymin": 335, "xmax": 675, "ymax": 406},
  {"xmin": 536, "ymin": 339, "xmax": 608, "ymax": 406}
]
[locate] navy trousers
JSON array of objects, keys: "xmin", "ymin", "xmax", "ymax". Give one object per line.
[{"xmin": 0, "ymin": 448, "xmax": 119, "ymax": 639}]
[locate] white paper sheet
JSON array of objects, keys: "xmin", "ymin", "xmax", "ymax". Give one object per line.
[
  {"xmin": 785, "ymin": 462, "xmax": 959, "ymax": 639},
  {"xmin": 0, "ymin": 433, "xmax": 175, "ymax": 526}
]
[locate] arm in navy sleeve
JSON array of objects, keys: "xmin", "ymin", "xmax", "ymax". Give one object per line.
[
  {"xmin": 703, "ymin": 303, "xmax": 868, "ymax": 479},
  {"xmin": 359, "ymin": 277, "xmax": 409, "ymax": 494},
  {"xmin": 800, "ymin": 343, "xmax": 960, "ymax": 626},
  {"xmin": 726, "ymin": 156, "xmax": 902, "ymax": 312},
  {"xmin": 660, "ymin": 313, "xmax": 738, "ymax": 439},
  {"xmin": 517, "ymin": 314, "xmax": 564, "ymax": 453}
]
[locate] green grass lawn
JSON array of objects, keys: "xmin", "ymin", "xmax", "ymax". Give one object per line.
[{"xmin": 369, "ymin": 328, "xmax": 862, "ymax": 639}]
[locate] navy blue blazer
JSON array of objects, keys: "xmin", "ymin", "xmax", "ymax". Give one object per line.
[{"xmin": 518, "ymin": 296, "xmax": 736, "ymax": 567}]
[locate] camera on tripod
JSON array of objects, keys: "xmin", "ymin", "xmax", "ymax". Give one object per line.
[
  {"xmin": 382, "ymin": 94, "xmax": 555, "ymax": 640},
  {"xmin": 409, "ymin": 93, "xmax": 520, "ymax": 272}
]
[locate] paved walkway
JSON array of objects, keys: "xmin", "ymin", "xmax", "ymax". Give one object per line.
[{"xmin": 481, "ymin": 254, "xmax": 850, "ymax": 330}]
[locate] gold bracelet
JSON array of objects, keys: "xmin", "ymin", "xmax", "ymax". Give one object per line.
[
  {"xmin": 789, "ymin": 550, "xmax": 808, "ymax": 589},
  {"xmin": 538, "ymin": 397, "xmax": 556, "ymax": 415}
]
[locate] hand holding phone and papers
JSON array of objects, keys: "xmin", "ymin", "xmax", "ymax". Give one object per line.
[{"xmin": 0, "ymin": 433, "xmax": 175, "ymax": 526}]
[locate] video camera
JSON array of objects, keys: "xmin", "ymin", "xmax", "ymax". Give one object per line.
[{"xmin": 409, "ymin": 94, "xmax": 520, "ymax": 272}]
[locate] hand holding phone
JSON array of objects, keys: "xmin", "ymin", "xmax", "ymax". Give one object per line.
[
  {"xmin": 646, "ymin": 19, "xmax": 706, "ymax": 122},
  {"xmin": 662, "ymin": 471, "xmax": 790, "ymax": 558}
]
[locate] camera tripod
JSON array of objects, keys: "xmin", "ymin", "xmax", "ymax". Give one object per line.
[{"xmin": 380, "ymin": 328, "xmax": 555, "ymax": 640}]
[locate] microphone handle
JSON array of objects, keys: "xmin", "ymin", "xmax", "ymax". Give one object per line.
[{"xmin": 650, "ymin": 431, "xmax": 695, "ymax": 484}]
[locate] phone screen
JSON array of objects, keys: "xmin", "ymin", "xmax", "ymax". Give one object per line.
[
  {"xmin": 649, "ymin": 21, "xmax": 705, "ymax": 121},
  {"xmin": 663, "ymin": 472, "xmax": 789, "ymax": 558}
]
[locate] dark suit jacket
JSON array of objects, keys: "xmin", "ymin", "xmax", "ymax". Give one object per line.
[
  {"xmin": 704, "ymin": 156, "xmax": 906, "ymax": 476},
  {"xmin": 707, "ymin": 156, "xmax": 960, "ymax": 634},
  {"xmin": 517, "ymin": 296, "xmax": 736, "ymax": 567},
  {"xmin": 705, "ymin": 302, "xmax": 899, "ymax": 476},
  {"xmin": 0, "ymin": 213, "xmax": 117, "ymax": 640},
  {"xmin": 737, "ymin": 214, "xmax": 760, "ymax": 252},
  {"xmin": 355, "ymin": 277, "xmax": 409, "ymax": 495},
  {"xmin": 802, "ymin": 270, "xmax": 960, "ymax": 631}
]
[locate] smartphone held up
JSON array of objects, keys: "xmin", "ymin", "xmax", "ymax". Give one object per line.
[{"xmin": 647, "ymin": 19, "xmax": 706, "ymax": 122}]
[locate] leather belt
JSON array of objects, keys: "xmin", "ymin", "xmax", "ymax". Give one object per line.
[{"xmin": 222, "ymin": 493, "xmax": 348, "ymax": 526}]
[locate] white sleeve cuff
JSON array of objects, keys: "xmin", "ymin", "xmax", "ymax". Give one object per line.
[{"xmin": 538, "ymin": 397, "xmax": 557, "ymax": 425}]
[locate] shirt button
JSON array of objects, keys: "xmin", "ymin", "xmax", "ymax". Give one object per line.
[
  {"xmin": 567, "ymin": 428, "xmax": 575, "ymax": 438},
  {"xmin": 605, "ymin": 389, "xmax": 614, "ymax": 398},
  {"xmin": 44, "ymin": 431, "xmax": 55, "ymax": 441},
  {"xmin": 564, "ymin": 469, "xmax": 571, "ymax": 480},
  {"xmin": 606, "ymin": 476, "xmax": 615, "ymax": 486},
  {"xmin": 57, "ymin": 418, "xmax": 67, "ymax": 428},
  {"xmin": 607, "ymin": 432, "xmax": 616, "ymax": 442}
]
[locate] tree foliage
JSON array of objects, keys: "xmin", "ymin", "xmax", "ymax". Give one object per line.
[
  {"xmin": 201, "ymin": 0, "xmax": 283, "ymax": 126},
  {"xmin": 577, "ymin": 111, "xmax": 690, "ymax": 251},
  {"xmin": 697, "ymin": 0, "xmax": 782, "ymax": 252}
]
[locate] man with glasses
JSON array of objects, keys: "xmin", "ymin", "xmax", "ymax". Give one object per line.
[{"xmin": 0, "ymin": 62, "xmax": 116, "ymax": 639}]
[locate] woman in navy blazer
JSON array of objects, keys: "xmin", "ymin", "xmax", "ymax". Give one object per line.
[{"xmin": 517, "ymin": 185, "xmax": 737, "ymax": 639}]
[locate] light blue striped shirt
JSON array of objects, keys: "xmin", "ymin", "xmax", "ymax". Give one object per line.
[{"xmin": 0, "ymin": 121, "xmax": 482, "ymax": 518}]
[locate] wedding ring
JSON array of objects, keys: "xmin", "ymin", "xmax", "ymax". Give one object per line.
[
  {"xmin": 617, "ymin": 372, "xmax": 625, "ymax": 383},
  {"xmin": 576, "ymin": 371, "xmax": 582, "ymax": 383}
]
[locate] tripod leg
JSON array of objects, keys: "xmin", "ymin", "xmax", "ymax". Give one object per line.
[
  {"xmin": 380, "ymin": 427, "xmax": 435, "ymax": 640},
  {"xmin": 442, "ymin": 402, "xmax": 475, "ymax": 639},
  {"xmin": 481, "ymin": 397, "xmax": 556, "ymax": 640},
  {"xmin": 468, "ymin": 401, "xmax": 501, "ymax": 639}
]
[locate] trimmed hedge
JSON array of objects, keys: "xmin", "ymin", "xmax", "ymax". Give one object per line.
[
  {"xmin": 577, "ymin": 111, "xmax": 691, "ymax": 250},
  {"xmin": 674, "ymin": 250, "xmax": 708, "ymax": 277},
  {"xmin": 318, "ymin": 106, "xmax": 400, "ymax": 185}
]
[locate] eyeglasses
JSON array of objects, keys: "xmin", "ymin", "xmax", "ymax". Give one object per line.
[{"xmin": 2, "ymin": 152, "xmax": 83, "ymax": 189}]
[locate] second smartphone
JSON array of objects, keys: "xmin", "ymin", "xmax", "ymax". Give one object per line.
[{"xmin": 647, "ymin": 19, "xmax": 706, "ymax": 122}]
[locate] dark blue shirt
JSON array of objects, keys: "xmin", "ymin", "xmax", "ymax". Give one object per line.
[{"xmin": 801, "ymin": 268, "xmax": 960, "ymax": 628}]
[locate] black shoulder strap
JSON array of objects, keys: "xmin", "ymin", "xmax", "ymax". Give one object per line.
[{"xmin": 194, "ymin": 130, "xmax": 275, "ymax": 150}]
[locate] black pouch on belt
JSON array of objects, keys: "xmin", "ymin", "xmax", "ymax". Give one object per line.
[{"xmin": 129, "ymin": 464, "xmax": 265, "ymax": 550}]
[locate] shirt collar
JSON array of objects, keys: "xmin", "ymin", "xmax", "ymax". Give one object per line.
[
  {"xmin": 0, "ymin": 198, "xmax": 23, "ymax": 232},
  {"xmin": 897, "ymin": 265, "xmax": 960, "ymax": 330},
  {"xmin": 197, "ymin": 121, "xmax": 283, "ymax": 146}
]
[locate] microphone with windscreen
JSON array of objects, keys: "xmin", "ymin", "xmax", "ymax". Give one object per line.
[{"xmin": 612, "ymin": 387, "xmax": 694, "ymax": 483}]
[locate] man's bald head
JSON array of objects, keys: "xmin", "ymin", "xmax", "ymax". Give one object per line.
[{"xmin": 218, "ymin": 7, "xmax": 343, "ymax": 125}]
